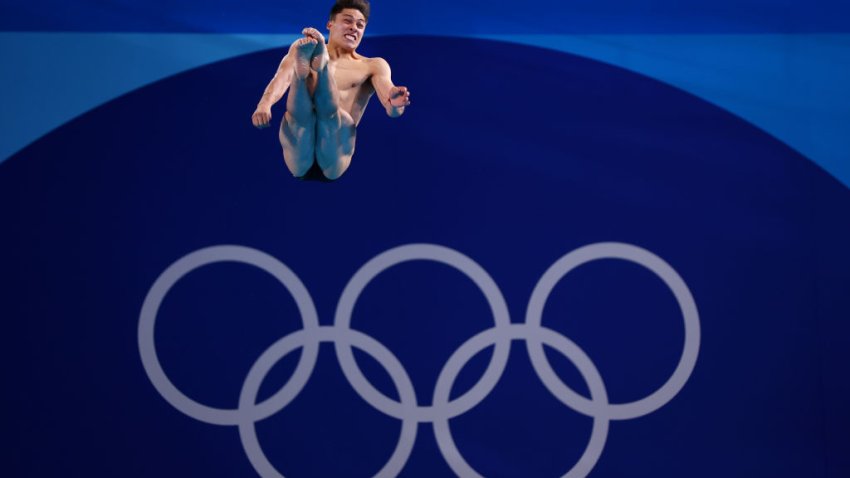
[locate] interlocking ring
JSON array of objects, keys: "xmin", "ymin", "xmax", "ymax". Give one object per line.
[
  {"xmin": 139, "ymin": 242, "xmax": 700, "ymax": 477},
  {"xmin": 334, "ymin": 244, "xmax": 512, "ymax": 422},
  {"xmin": 138, "ymin": 245, "xmax": 320, "ymax": 426},
  {"xmin": 526, "ymin": 242, "xmax": 700, "ymax": 420}
]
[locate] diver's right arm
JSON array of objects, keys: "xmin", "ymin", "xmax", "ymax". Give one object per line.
[{"xmin": 251, "ymin": 53, "xmax": 295, "ymax": 129}]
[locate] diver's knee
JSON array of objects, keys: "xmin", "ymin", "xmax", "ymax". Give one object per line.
[
  {"xmin": 284, "ymin": 106, "xmax": 315, "ymax": 125},
  {"xmin": 314, "ymin": 106, "xmax": 340, "ymax": 122}
]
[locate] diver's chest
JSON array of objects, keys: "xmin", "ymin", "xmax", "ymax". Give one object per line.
[{"xmin": 333, "ymin": 66, "xmax": 371, "ymax": 92}]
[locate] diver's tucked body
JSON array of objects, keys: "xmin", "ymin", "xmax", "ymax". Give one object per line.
[{"xmin": 251, "ymin": 0, "xmax": 410, "ymax": 182}]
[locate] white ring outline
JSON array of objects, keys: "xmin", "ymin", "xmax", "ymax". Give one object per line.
[
  {"xmin": 525, "ymin": 242, "xmax": 701, "ymax": 420},
  {"xmin": 237, "ymin": 327, "xmax": 418, "ymax": 478},
  {"xmin": 138, "ymin": 242, "xmax": 701, "ymax": 477},
  {"xmin": 433, "ymin": 324, "xmax": 610, "ymax": 478},
  {"xmin": 138, "ymin": 245, "xmax": 321, "ymax": 425},
  {"xmin": 333, "ymin": 244, "xmax": 512, "ymax": 422}
]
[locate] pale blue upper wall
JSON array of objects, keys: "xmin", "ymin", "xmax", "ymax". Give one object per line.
[
  {"xmin": 2, "ymin": 1, "xmax": 848, "ymax": 187},
  {"xmin": 2, "ymin": 32, "xmax": 848, "ymax": 189}
]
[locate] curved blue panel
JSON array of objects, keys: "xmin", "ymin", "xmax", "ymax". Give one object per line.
[
  {"xmin": 0, "ymin": 32, "xmax": 299, "ymax": 164},
  {"xmin": 1, "ymin": 37, "xmax": 848, "ymax": 477},
  {"xmin": 3, "ymin": 33, "xmax": 849, "ymax": 190},
  {"xmin": 481, "ymin": 33, "xmax": 850, "ymax": 190}
]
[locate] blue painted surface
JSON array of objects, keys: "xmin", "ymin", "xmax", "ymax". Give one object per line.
[
  {"xmin": 1, "ymin": 36, "xmax": 848, "ymax": 477},
  {"xmin": 3, "ymin": 33, "xmax": 848, "ymax": 188},
  {"xmin": 3, "ymin": 0, "xmax": 850, "ymax": 33},
  {"xmin": 0, "ymin": 33, "xmax": 297, "ymax": 163},
  {"xmin": 2, "ymin": 1, "xmax": 849, "ymax": 476},
  {"xmin": 480, "ymin": 34, "xmax": 850, "ymax": 189}
]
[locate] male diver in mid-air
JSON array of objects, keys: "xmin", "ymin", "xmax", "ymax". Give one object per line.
[{"xmin": 251, "ymin": 0, "xmax": 411, "ymax": 182}]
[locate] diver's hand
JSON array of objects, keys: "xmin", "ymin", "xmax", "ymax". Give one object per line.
[
  {"xmin": 302, "ymin": 27, "xmax": 326, "ymax": 44},
  {"xmin": 389, "ymin": 86, "xmax": 411, "ymax": 108},
  {"xmin": 252, "ymin": 105, "xmax": 272, "ymax": 129}
]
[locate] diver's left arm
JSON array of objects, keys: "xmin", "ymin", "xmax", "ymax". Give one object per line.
[{"xmin": 370, "ymin": 58, "xmax": 411, "ymax": 118}]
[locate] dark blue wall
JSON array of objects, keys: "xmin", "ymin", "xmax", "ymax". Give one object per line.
[{"xmin": 1, "ymin": 2, "xmax": 848, "ymax": 477}]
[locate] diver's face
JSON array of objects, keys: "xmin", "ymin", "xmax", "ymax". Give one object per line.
[{"xmin": 328, "ymin": 9, "xmax": 367, "ymax": 49}]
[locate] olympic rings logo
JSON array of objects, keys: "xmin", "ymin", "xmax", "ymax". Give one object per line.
[{"xmin": 138, "ymin": 242, "xmax": 700, "ymax": 478}]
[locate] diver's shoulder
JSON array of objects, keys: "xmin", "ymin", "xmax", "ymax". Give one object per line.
[{"xmin": 361, "ymin": 56, "xmax": 391, "ymax": 71}]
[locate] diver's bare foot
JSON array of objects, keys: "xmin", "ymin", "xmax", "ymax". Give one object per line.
[
  {"xmin": 302, "ymin": 28, "xmax": 328, "ymax": 71},
  {"xmin": 311, "ymin": 40, "xmax": 329, "ymax": 71},
  {"xmin": 290, "ymin": 37, "xmax": 317, "ymax": 80}
]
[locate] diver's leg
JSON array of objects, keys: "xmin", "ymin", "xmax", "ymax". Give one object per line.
[
  {"xmin": 279, "ymin": 37, "xmax": 318, "ymax": 177},
  {"xmin": 310, "ymin": 40, "xmax": 357, "ymax": 180}
]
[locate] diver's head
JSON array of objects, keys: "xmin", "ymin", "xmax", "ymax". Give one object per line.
[{"xmin": 327, "ymin": 0, "xmax": 369, "ymax": 50}]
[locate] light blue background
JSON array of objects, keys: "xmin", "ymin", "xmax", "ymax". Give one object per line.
[{"xmin": 1, "ymin": 1, "xmax": 848, "ymax": 186}]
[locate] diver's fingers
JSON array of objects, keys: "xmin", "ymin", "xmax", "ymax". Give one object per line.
[
  {"xmin": 302, "ymin": 27, "xmax": 323, "ymax": 42},
  {"xmin": 253, "ymin": 111, "xmax": 270, "ymax": 128}
]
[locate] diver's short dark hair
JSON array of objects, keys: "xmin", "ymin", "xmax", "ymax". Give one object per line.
[{"xmin": 330, "ymin": 0, "xmax": 370, "ymax": 22}]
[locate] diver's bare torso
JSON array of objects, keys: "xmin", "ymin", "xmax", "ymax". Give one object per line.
[{"xmin": 311, "ymin": 55, "xmax": 376, "ymax": 126}]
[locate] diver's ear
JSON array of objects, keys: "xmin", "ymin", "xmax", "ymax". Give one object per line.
[{"xmin": 326, "ymin": 20, "xmax": 333, "ymax": 31}]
